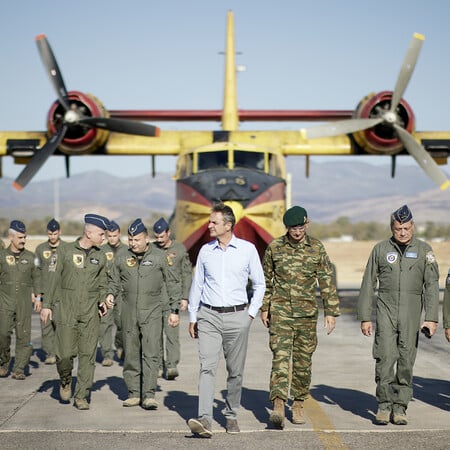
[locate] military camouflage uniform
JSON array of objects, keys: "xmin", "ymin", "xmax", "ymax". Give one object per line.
[
  {"xmin": 0, "ymin": 246, "xmax": 40, "ymax": 375},
  {"xmin": 35, "ymin": 239, "xmax": 66, "ymax": 359},
  {"xmin": 99, "ymin": 241, "xmax": 126, "ymax": 361},
  {"xmin": 156, "ymin": 240, "xmax": 192, "ymax": 372},
  {"xmin": 358, "ymin": 236, "xmax": 439, "ymax": 410},
  {"xmin": 262, "ymin": 234, "xmax": 339, "ymax": 401}
]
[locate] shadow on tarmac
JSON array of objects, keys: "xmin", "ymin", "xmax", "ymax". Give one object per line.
[
  {"xmin": 413, "ymin": 376, "xmax": 450, "ymax": 411},
  {"xmin": 311, "ymin": 384, "xmax": 377, "ymax": 422}
]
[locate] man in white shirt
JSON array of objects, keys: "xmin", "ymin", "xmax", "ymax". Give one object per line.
[{"xmin": 187, "ymin": 203, "xmax": 265, "ymax": 437}]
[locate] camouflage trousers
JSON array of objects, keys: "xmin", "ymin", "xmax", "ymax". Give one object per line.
[{"xmin": 269, "ymin": 315, "xmax": 317, "ymax": 401}]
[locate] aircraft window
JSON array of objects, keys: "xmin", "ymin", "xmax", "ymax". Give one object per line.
[
  {"xmin": 198, "ymin": 151, "xmax": 228, "ymax": 171},
  {"xmin": 234, "ymin": 151, "xmax": 265, "ymax": 170}
]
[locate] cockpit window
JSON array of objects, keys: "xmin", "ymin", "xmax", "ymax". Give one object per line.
[
  {"xmin": 234, "ymin": 151, "xmax": 265, "ymax": 170},
  {"xmin": 198, "ymin": 151, "xmax": 228, "ymax": 171}
]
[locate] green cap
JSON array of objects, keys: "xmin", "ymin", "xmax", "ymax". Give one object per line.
[{"xmin": 283, "ymin": 206, "xmax": 308, "ymax": 227}]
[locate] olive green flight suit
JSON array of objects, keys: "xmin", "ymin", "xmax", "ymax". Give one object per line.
[
  {"xmin": 358, "ymin": 236, "xmax": 439, "ymax": 410},
  {"xmin": 444, "ymin": 269, "xmax": 450, "ymax": 331},
  {"xmin": 35, "ymin": 239, "xmax": 66, "ymax": 358},
  {"xmin": 155, "ymin": 240, "xmax": 192, "ymax": 372},
  {"xmin": 43, "ymin": 239, "xmax": 107, "ymax": 400},
  {"xmin": 108, "ymin": 245, "xmax": 178, "ymax": 401},
  {"xmin": 0, "ymin": 246, "xmax": 41, "ymax": 374},
  {"xmin": 98, "ymin": 241, "xmax": 126, "ymax": 360}
]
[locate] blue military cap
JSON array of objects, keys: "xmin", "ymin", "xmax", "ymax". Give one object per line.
[
  {"xmin": 47, "ymin": 218, "xmax": 60, "ymax": 232},
  {"xmin": 10, "ymin": 220, "xmax": 26, "ymax": 233},
  {"xmin": 84, "ymin": 214, "xmax": 110, "ymax": 231},
  {"xmin": 392, "ymin": 205, "xmax": 413, "ymax": 224},
  {"xmin": 128, "ymin": 218, "xmax": 147, "ymax": 236},
  {"xmin": 108, "ymin": 220, "xmax": 120, "ymax": 232},
  {"xmin": 153, "ymin": 217, "xmax": 169, "ymax": 233}
]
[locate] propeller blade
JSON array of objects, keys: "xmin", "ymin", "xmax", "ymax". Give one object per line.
[
  {"xmin": 13, "ymin": 125, "xmax": 68, "ymax": 190},
  {"xmin": 303, "ymin": 117, "xmax": 382, "ymax": 139},
  {"xmin": 36, "ymin": 34, "xmax": 70, "ymax": 110},
  {"xmin": 390, "ymin": 33, "xmax": 424, "ymax": 112},
  {"xmin": 79, "ymin": 117, "xmax": 160, "ymax": 137},
  {"xmin": 394, "ymin": 125, "xmax": 450, "ymax": 190}
]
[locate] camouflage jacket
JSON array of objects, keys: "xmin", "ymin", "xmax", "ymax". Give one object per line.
[{"xmin": 262, "ymin": 234, "xmax": 339, "ymax": 318}]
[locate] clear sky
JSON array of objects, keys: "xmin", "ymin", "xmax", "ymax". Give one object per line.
[{"xmin": 1, "ymin": 0, "xmax": 450, "ymax": 181}]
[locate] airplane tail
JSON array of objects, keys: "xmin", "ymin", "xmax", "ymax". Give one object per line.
[{"xmin": 221, "ymin": 10, "xmax": 239, "ymax": 131}]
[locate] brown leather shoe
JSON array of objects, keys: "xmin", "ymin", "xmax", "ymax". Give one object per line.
[
  {"xmin": 226, "ymin": 418, "xmax": 240, "ymax": 434},
  {"xmin": 188, "ymin": 417, "xmax": 212, "ymax": 438},
  {"xmin": 269, "ymin": 397, "xmax": 285, "ymax": 429},
  {"xmin": 292, "ymin": 400, "xmax": 305, "ymax": 424}
]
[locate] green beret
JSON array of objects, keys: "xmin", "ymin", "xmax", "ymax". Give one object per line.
[{"xmin": 283, "ymin": 206, "xmax": 308, "ymax": 227}]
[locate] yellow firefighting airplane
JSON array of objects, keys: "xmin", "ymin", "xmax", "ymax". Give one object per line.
[{"xmin": 0, "ymin": 11, "xmax": 449, "ymax": 263}]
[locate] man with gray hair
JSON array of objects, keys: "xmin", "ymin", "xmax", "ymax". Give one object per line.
[
  {"xmin": 0, "ymin": 220, "xmax": 41, "ymax": 379},
  {"xmin": 358, "ymin": 205, "xmax": 439, "ymax": 426}
]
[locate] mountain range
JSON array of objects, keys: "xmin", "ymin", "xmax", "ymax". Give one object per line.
[{"xmin": 1, "ymin": 158, "xmax": 449, "ymax": 225}]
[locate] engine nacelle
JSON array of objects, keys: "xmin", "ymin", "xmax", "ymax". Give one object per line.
[
  {"xmin": 46, "ymin": 91, "xmax": 110, "ymax": 155},
  {"xmin": 353, "ymin": 91, "xmax": 415, "ymax": 155}
]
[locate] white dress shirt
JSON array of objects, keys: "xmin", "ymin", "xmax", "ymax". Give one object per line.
[{"xmin": 188, "ymin": 234, "xmax": 265, "ymax": 322}]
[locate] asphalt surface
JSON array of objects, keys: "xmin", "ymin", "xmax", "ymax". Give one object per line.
[{"xmin": 0, "ymin": 290, "xmax": 449, "ymax": 449}]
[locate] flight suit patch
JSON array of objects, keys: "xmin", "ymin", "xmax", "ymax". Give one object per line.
[
  {"xmin": 73, "ymin": 254, "xmax": 84, "ymax": 267},
  {"xmin": 386, "ymin": 252, "xmax": 398, "ymax": 264},
  {"xmin": 126, "ymin": 257, "xmax": 136, "ymax": 267},
  {"xmin": 90, "ymin": 258, "xmax": 99, "ymax": 265},
  {"xmin": 6, "ymin": 255, "xmax": 15, "ymax": 266},
  {"xmin": 43, "ymin": 250, "xmax": 51, "ymax": 259},
  {"xmin": 405, "ymin": 252, "xmax": 418, "ymax": 258}
]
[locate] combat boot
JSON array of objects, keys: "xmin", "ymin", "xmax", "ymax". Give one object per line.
[
  {"xmin": 292, "ymin": 400, "xmax": 305, "ymax": 424},
  {"xmin": 269, "ymin": 397, "xmax": 285, "ymax": 429},
  {"xmin": 392, "ymin": 404, "xmax": 407, "ymax": 425}
]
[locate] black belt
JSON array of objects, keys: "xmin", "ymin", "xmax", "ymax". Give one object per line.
[{"xmin": 202, "ymin": 303, "xmax": 247, "ymax": 313}]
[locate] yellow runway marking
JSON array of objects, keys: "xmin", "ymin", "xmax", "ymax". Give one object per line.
[{"xmin": 305, "ymin": 397, "xmax": 349, "ymax": 449}]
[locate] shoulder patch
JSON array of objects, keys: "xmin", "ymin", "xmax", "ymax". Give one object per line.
[{"xmin": 425, "ymin": 251, "xmax": 436, "ymax": 264}]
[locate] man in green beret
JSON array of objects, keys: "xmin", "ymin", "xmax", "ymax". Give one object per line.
[{"xmin": 261, "ymin": 206, "xmax": 339, "ymax": 429}]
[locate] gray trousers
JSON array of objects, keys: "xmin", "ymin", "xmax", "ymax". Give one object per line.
[{"xmin": 196, "ymin": 306, "xmax": 252, "ymax": 423}]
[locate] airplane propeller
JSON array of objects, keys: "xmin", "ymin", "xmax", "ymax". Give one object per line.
[
  {"xmin": 302, "ymin": 33, "xmax": 450, "ymax": 190},
  {"xmin": 13, "ymin": 34, "xmax": 160, "ymax": 190}
]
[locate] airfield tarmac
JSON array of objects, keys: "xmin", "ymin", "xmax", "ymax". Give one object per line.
[{"xmin": 0, "ymin": 240, "xmax": 449, "ymax": 449}]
